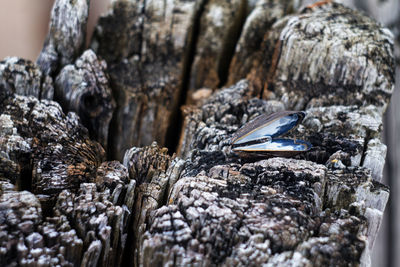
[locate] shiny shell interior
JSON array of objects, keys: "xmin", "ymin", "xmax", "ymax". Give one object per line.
[
  {"xmin": 232, "ymin": 111, "xmax": 311, "ymax": 156},
  {"xmin": 232, "ymin": 138, "xmax": 311, "ymax": 152}
]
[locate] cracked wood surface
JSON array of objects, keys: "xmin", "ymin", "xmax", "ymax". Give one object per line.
[
  {"xmin": 0, "ymin": 0, "xmax": 395, "ymax": 266},
  {"xmin": 91, "ymin": 0, "xmax": 203, "ymax": 160},
  {"xmin": 246, "ymin": 2, "xmax": 394, "ymax": 113}
]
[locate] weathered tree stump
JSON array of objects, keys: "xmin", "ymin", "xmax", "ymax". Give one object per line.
[{"xmin": 0, "ymin": 0, "xmax": 395, "ymax": 266}]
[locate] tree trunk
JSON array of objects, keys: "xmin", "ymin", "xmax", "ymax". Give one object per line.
[{"xmin": 0, "ymin": 0, "xmax": 395, "ymax": 266}]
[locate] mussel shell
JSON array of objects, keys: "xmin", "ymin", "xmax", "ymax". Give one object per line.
[
  {"xmin": 232, "ymin": 111, "xmax": 306, "ymax": 146},
  {"xmin": 232, "ymin": 138, "xmax": 311, "ymax": 158},
  {"xmin": 231, "ymin": 111, "xmax": 311, "ymax": 158}
]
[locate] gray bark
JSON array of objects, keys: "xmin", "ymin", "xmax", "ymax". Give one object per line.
[{"xmin": 0, "ymin": 0, "xmax": 395, "ymax": 267}]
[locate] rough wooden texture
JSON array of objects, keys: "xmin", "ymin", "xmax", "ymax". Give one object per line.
[
  {"xmin": 140, "ymin": 157, "xmax": 388, "ymax": 266},
  {"xmin": 91, "ymin": 0, "xmax": 203, "ymax": 160},
  {"xmin": 244, "ymin": 1, "xmax": 394, "ymax": 114},
  {"xmin": 275, "ymin": 2, "xmax": 400, "ymax": 265},
  {"xmin": 178, "ymin": 80, "xmax": 285, "ymax": 157},
  {"xmin": 228, "ymin": 0, "xmax": 299, "ymax": 86},
  {"xmin": 0, "ymin": 90, "xmax": 104, "ymax": 197},
  {"xmin": 55, "ymin": 49, "xmax": 115, "ymax": 150},
  {"xmin": 37, "ymin": 0, "xmax": 113, "ymax": 151},
  {"xmin": 0, "ymin": 0, "xmax": 395, "ymax": 266},
  {"xmin": 179, "ymin": 80, "xmax": 387, "ymax": 182},
  {"xmin": 172, "ymin": 78, "xmax": 389, "ymax": 265},
  {"xmin": 122, "ymin": 143, "xmax": 185, "ymax": 266},
  {"xmin": 187, "ymin": 0, "xmax": 247, "ymax": 99},
  {"xmin": 172, "ymin": 2, "xmax": 392, "ymax": 266},
  {"xmin": 0, "ymin": 163, "xmax": 135, "ymax": 266},
  {"xmin": 347, "ymin": 1, "xmax": 400, "ymax": 266},
  {"xmin": 36, "ymin": 0, "xmax": 90, "ymax": 77},
  {"xmin": 0, "ymin": 88, "xmax": 136, "ymax": 266},
  {"xmin": 54, "ymin": 162, "xmax": 135, "ymax": 267},
  {"xmin": 0, "ymin": 57, "xmax": 53, "ymax": 100}
]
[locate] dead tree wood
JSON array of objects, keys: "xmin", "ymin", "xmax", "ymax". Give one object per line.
[
  {"xmin": 55, "ymin": 50, "xmax": 115, "ymax": 150},
  {"xmin": 91, "ymin": 0, "xmax": 204, "ymax": 160},
  {"xmin": 37, "ymin": 0, "xmax": 90, "ymax": 77},
  {"xmin": 245, "ymin": 1, "xmax": 394, "ymax": 114},
  {"xmin": 0, "ymin": 0, "xmax": 395, "ymax": 267}
]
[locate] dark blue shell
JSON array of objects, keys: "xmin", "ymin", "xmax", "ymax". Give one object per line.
[{"xmin": 232, "ymin": 111, "xmax": 311, "ymax": 157}]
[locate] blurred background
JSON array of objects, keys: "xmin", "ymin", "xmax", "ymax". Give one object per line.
[
  {"xmin": 0, "ymin": 0, "xmax": 111, "ymax": 60},
  {"xmin": 0, "ymin": 0, "xmax": 398, "ymax": 266}
]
